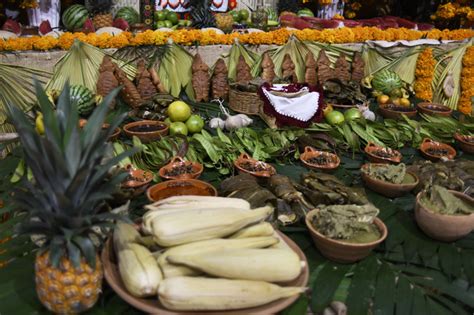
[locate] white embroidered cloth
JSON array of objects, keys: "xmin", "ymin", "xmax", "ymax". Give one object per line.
[{"xmin": 261, "ymin": 85, "xmax": 320, "ymax": 122}]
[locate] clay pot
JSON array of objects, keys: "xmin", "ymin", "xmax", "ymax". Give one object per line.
[
  {"xmin": 234, "ymin": 153, "xmax": 276, "ymax": 178},
  {"xmin": 146, "ymin": 179, "xmax": 217, "ymax": 202},
  {"xmin": 417, "ymin": 102, "xmax": 452, "ymax": 117},
  {"xmin": 378, "ymin": 104, "xmax": 417, "ymax": 120},
  {"xmin": 305, "ymin": 209, "xmax": 387, "ymax": 263},
  {"xmin": 415, "ymin": 190, "xmax": 474, "ymax": 242},
  {"xmin": 419, "ymin": 138, "xmax": 456, "ymax": 161},
  {"xmin": 300, "ymin": 146, "xmax": 340, "ymax": 171},
  {"xmin": 78, "ymin": 119, "xmax": 120, "ymax": 141},
  {"xmin": 360, "ymin": 163, "xmax": 419, "ymax": 198},
  {"xmin": 454, "ymin": 133, "xmax": 474, "ymax": 155},
  {"xmin": 364, "ymin": 142, "xmax": 402, "ymax": 164},
  {"xmin": 123, "ymin": 120, "xmax": 169, "ymax": 143},
  {"xmin": 121, "ymin": 166, "xmax": 154, "ymax": 197},
  {"xmin": 159, "ymin": 156, "xmax": 203, "ymax": 180}
]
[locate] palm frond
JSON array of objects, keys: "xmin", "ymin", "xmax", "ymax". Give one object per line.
[
  {"xmin": 113, "ymin": 45, "xmax": 168, "ymax": 67},
  {"xmin": 227, "ymin": 39, "xmax": 259, "ymax": 81}
]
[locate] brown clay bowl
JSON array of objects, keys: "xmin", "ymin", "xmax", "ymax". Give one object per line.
[
  {"xmin": 78, "ymin": 119, "xmax": 120, "ymax": 142},
  {"xmin": 234, "ymin": 153, "xmax": 276, "ymax": 178},
  {"xmin": 360, "ymin": 163, "xmax": 419, "ymax": 198},
  {"xmin": 123, "ymin": 120, "xmax": 169, "ymax": 143},
  {"xmin": 454, "ymin": 133, "xmax": 474, "ymax": 154},
  {"xmin": 417, "ymin": 102, "xmax": 452, "ymax": 117},
  {"xmin": 378, "ymin": 104, "xmax": 417, "ymax": 120},
  {"xmin": 415, "ymin": 190, "xmax": 474, "ymax": 242},
  {"xmin": 299, "ymin": 146, "xmax": 340, "ymax": 171},
  {"xmin": 101, "ymin": 231, "xmax": 309, "ymax": 315},
  {"xmin": 159, "ymin": 156, "xmax": 203, "ymax": 180},
  {"xmin": 305, "ymin": 209, "xmax": 387, "ymax": 263},
  {"xmin": 419, "ymin": 138, "xmax": 456, "ymax": 161},
  {"xmin": 121, "ymin": 166, "xmax": 154, "ymax": 197},
  {"xmin": 146, "ymin": 179, "xmax": 217, "ymax": 202},
  {"xmin": 364, "ymin": 142, "xmax": 402, "ymax": 164}
]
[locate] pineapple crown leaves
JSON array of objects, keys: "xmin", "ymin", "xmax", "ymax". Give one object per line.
[
  {"xmin": 7, "ymin": 81, "xmax": 137, "ymax": 269},
  {"xmin": 87, "ymin": 0, "xmax": 115, "ymax": 14}
]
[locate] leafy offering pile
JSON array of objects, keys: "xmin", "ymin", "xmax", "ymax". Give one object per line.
[
  {"xmin": 363, "ymin": 163, "xmax": 407, "ymax": 184},
  {"xmin": 420, "ymin": 185, "xmax": 474, "ymax": 215}
]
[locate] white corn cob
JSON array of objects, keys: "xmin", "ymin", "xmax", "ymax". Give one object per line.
[
  {"xmin": 229, "ymin": 222, "xmax": 275, "ymax": 239},
  {"xmin": 146, "ymin": 195, "xmax": 251, "ymax": 211},
  {"xmin": 151, "ymin": 205, "xmax": 274, "ymax": 246},
  {"xmin": 158, "ymin": 277, "xmax": 305, "ymax": 311},
  {"xmin": 158, "ymin": 236, "xmax": 279, "ymax": 278},
  {"xmin": 118, "ymin": 243, "xmax": 163, "ymax": 297},
  {"xmin": 270, "ymin": 232, "xmax": 292, "ymax": 250},
  {"xmin": 168, "ymin": 248, "xmax": 302, "ymax": 282},
  {"xmin": 113, "ymin": 222, "xmax": 141, "ymax": 252}
]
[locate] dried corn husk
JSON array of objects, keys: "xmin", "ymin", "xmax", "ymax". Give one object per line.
[
  {"xmin": 192, "ymin": 53, "xmax": 210, "ymax": 102},
  {"xmin": 281, "ymin": 54, "xmax": 296, "ymax": 83},
  {"xmin": 115, "ymin": 66, "xmax": 142, "ymax": 108},
  {"xmin": 304, "ymin": 52, "xmax": 317, "ymax": 86},
  {"xmin": 212, "ymin": 58, "xmax": 229, "ymax": 100},
  {"xmin": 236, "ymin": 55, "xmax": 252, "ymax": 84},
  {"xmin": 261, "ymin": 52, "xmax": 276, "ymax": 83},
  {"xmin": 97, "ymin": 56, "xmax": 119, "ymax": 108},
  {"xmin": 317, "ymin": 50, "xmax": 333, "ymax": 85},
  {"xmin": 136, "ymin": 59, "xmax": 158, "ymax": 101},
  {"xmin": 351, "ymin": 52, "xmax": 365, "ymax": 83},
  {"xmin": 334, "ymin": 53, "xmax": 351, "ymax": 82},
  {"xmin": 228, "ymin": 40, "xmax": 259, "ymax": 81},
  {"xmin": 149, "ymin": 67, "xmax": 166, "ymax": 93}
]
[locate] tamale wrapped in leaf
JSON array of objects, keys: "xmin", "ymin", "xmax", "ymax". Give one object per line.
[
  {"xmin": 211, "ymin": 58, "xmax": 229, "ymax": 100},
  {"xmin": 281, "ymin": 54, "xmax": 296, "ymax": 83},
  {"xmin": 363, "ymin": 163, "xmax": 406, "ymax": 184},
  {"xmin": 236, "ymin": 55, "xmax": 252, "ymax": 84},
  {"xmin": 261, "ymin": 52, "xmax": 276, "ymax": 84},
  {"xmin": 192, "ymin": 53, "xmax": 210, "ymax": 102},
  {"xmin": 96, "ymin": 56, "xmax": 119, "ymax": 108},
  {"xmin": 135, "ymin": 59, "xmax": 158, "ymax": 101},
  {"xmin": 115, "ymin": 66, "xmax": 143, "ymax": 108},
  {"xmin": 304, "ymin": 52, "xmax": 317, "ymax": 86},
  {"xmin": 351, "ymin": 52, "xmax": 365, "ymax": 83},
  {"xmin": 317, "ymin": 50, "xmax": 333, "ymax": 85},
  {"xmin": 334, "ymin": 53, "xmax": 351, "ymax": 83},
  {"xmin": 420, "ymin": 185, "xmax": 474, "ymax": 215}
]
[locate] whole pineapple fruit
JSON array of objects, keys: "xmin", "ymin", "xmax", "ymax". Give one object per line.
[
  {"xmin": 189, "ymin": 0, "xmax": 216, "ymax": 28},
  {"xmin": 7, "ymin": 83, "xmax": 134, "ymax": 314},
  {"xmin": 87, "ymin": 0, "xmax": 114, "ymax": 29},
  {"xmin": 215, "ymin": 13, "xmax": 234, "ymax": 32}
]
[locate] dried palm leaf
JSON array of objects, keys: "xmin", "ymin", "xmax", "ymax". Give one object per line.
[
  {"xmin": 227, "ymin": 39, "xmax": 259, "ymax": 81},
  {"xmin": 271, "ymin": 35, "xmax": 309, "ymax": 82}
]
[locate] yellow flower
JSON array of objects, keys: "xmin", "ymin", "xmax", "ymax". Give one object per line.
[
  {"xmin": 414, "ymin": 48, "xmax": 436, "ymax": 102},
  {"xmin": 333, "ymin": 14, "xmax": 344, "ymax": 20},
  {"xmin": 459, "ymin": 47, "xmax": 474, "ymax": 115}
]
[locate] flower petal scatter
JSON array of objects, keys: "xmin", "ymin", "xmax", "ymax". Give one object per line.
[
  {"xmin": 0, "ymin": 27, "xmax": 473, "ymax": 52},
  {"xmin": 459, "ymin": 46, "xmax": 474, "ymax": 115},
  {"xmin": 414, "ymin": 48, "xmax": 436, "ymax": 102}
]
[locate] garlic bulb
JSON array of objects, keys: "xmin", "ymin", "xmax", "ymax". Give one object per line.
[{"xmin": 209, "ymin": 118, "xmax": 225, "ymax": 129}]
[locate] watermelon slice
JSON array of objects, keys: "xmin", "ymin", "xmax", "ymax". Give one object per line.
[
  {"xmin": 39, "ymin": 20, "xmax": 52, "ymax": 36},
  {"xmin": 113, "ymin": 18, "xmax": 130, "ymax": 31},
  {"xmin": 82, "ymin": 18, "xmax": 95, "ymax": 34},
  {"xmin": 2, "ymin": 19, "xmax": 21, "ymax": 36}
]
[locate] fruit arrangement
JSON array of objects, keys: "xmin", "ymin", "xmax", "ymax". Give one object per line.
[
  {"xmin": 112, "ymin": 196, "xmax": 306, "ymax": 311},
  {"xmin": 166, "ymin": 100, "xmax": 204, "ymax": 136},
  {"xmin": 154, "ymin": 9, "xmax": 188, "ymax": 29}
]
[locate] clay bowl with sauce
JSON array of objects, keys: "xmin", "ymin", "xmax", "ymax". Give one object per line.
[
  {"xmin": 147, "ymin": 179, "xmax": 217, "ymax": 202},
  {"xmin": 299, "ymin": 146, "xmax": 340, "ymax": 171},
  {"xmin": 454, "ymin": 133, "xmax": 474, "ymax": 155},
  {"xmin": 360, "ymin": 163, "xmax": 419, "ymax": 198},
  {"xmin": 378, "ymin": 104, "xmax": 417, "ymax": 120},
  {"xmin": 121, "ymin": 166, "xmax": 154, "ymax": 197},
  {"xmin": 419, "ymin": 138, "xmax": 456, "ymax": 161},
  {"xmin": 234, "ymin": 153, "xmax": 276, "ymax": 178},
  {"xmin": 364, "ymin": 142, "xmax": 402, "ymax": 164},
  {"xmin": 123, "ymin": 120, "xmax": 168, "ymax": 143},
  {"xmin": 417, "ymin": 102, "xmax": 452, "ymax": 117},
  {"xmin": 159, "ymin": 156, "xmax": 203, "ymax": 180}
]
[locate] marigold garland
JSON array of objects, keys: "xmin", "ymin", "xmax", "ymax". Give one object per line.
[
  {"xmin": 414, "ymin": 48, "xmax": 436, "ymax": 102},
  {"xmin": 0, "ymin": 27, "xmax": 473, "ymax": 52},
  {"xmin": 459, "ymin": 46, "xmax": 474, "ymax": 115}
]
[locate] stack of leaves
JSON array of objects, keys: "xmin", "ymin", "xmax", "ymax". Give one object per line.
[
  {"xmin": 420, "ymin": 185, "xmax": 474, "ymax": 215},
  {"xmin": 414, "ymin": 48, "xmax": 435, "ymax": 102},
  {"xmin": 363, "ymin": 163, "xmax": 406, "ymax": 184}
]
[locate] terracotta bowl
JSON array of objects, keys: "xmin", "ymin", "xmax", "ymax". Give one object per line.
[
  {"xmin": 158, "ymin": 156, "xmax": 203, "ymax": 180},
  {"xmin": 454, "ymin": 133, "xmax": 474, "ymax": 154},
  {"xmin": 146, "ymin": 179, "xmax": 217, "ymax": 202},
  {"xmin": 78, "ymin": 119, "xmax": 120, "ymax": 141},
  {"xmin": 417, "ymin": 102, "xmax": 452, "ymax": 117},
  {"xmin": 123, "ymin": 120, "xmax": 169, "ymax": 143},
  {"xmin": 364, "ymin": 142, "xmax": 402, "ymax": 164},
  {"xmin": 419, "ymin": 138, "xmax": 456, "ymax": 161},
  {"xmin": 305, "ymin": 209, "xmax": 387, "ymax": 263},
  {"xmin": 378, "ymin": 104, "xmax": 417, "ymax": 120},
  {"xmin": 415, "ymin": 190, "xmax": 474, "ymax": 242},
  {"xmin": 234, "ymin": 153, "xmax": 276, "ymax": 178},
  {"xmin": 360, "ymin": 163, "xmax": 419, "ymax": 198},
  {"xmin": 300, "ymin": 146, "xmax": 340, "ymax": 171},
  {"xmin": 121, "ymin": 166, "xmax": 154, "ymax": 197}
]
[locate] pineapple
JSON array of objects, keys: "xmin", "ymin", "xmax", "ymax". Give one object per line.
[
  {"xmin": 215, "ymin": 13, "xmax": 234, "ymax": 32},
  {"xmin": 7, "ymin": 83, "xmax": 134, "ymax": 314},
  {"xmin": 87, "ymin": 0, "xmax": 114, "ymax": 29}
]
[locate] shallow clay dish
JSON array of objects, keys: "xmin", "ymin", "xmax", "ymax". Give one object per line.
[
  {"xmin": 123, "ymin": 120, "xmax": 169, "ymax": 143},
  {"xmin": 419, "ymin": 138, "xmax": 456, "ymax": 161},
  {"xmin": 122, "ymin": 166, "xmax": 154, "ymax": 197},
  {"xmin": 379, "ymin": 104, "xmax": 417, "ymax": 120},
  {"xmin": 102, "ymin": 231, "xmax": 309, "ymax": 315},
  {"xmin": 454, "ymin": 133, "xmax": 474, "ymax": 154},
  {"xmin": 417, "ymin": 102, "xmax": 452, "ymax": 117},
  {"xmin": 306, "ymin": 209, "xmax": 387, "ymax": 263},
  {"xmin": 364, "ymin": 142, "xmax": 402, "ymax": 164},
  {"xmin": 146, "ymin": 179, "xmax": 217, "ymax": 202},
  {"xmin": 159, "ymin": 156, "xmax": 203, "ymax": 180},
  {"xmin": 360, "ymin": 163, "xmax": 419, "ymax": 198},
  {"xmin": 300, "ymin": 146, "xmax": 340, "ymax": 171},
  {"xmin": 234, "ymin": 153, "xmax": 276, "ymax": 178},
  {"xmin": 415, "ymin": 190, "xmax": 474, "ymax": 242}
]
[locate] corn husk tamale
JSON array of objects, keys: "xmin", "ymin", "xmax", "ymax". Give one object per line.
[
  {"xmin": 192, "ymin": 53, "xmax": 210, "ymax": 102},
  {"xmin": 212, "ymin": 58, "xmax": 229, "ymax": 100},
  {"xmin": 96, "ymin": 56, "xmax": 119, "ymax": 108},
  {"xmin": 261, "ymin": 52, "xmax": 276, "ymax": 84},
  {"xmin": 304, "ymin": 52, "xmax": 317, "ymax": 86}
]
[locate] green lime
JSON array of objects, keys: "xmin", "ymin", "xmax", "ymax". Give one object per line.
[
  {"xmin": 178, "ymin": 19, "xmax": 187, "ymax": 26},
  {"xmin": 167, "ymin": 100, "xmax": 192, "ymax": 122},
  {"xmin": 185, "ymin": 115, "xmax": 205, "ymax": 133},
  {"xmin": 164, "ymin": 117, "xmax": 172, "ymax": 126},
  {"xmin": 230, "ymin": 10, "xmax": 240, "ymax": 22},
  {"xmin": 166, "ymin": 11, "xmax": 179, "ymax": 25},
  {"xmin": 155, "ymin": 21, "xmax": 166, "ymax": 28},
  {"xmin": 155, "ymin": 10, "xmax": 167, "ymax": 21},
  {"xmin": 238, "ymin": 9, "xmax": 249, "ymax": 21},
  {"xmin": 164, "ymin": 20, "xmax": 173, "ymax": 28},
  {"xmin": 325, "ymin": 110, "xmax": 345, "ymax": 125},
  {"xmin": 170, "ymin": 122, "xmax": 188, "ymax": 136}
]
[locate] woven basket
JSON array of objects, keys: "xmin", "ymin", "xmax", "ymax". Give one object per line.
[{"xmin": 229, "ymin": 85, "xmax": 263, "ymax": 115}]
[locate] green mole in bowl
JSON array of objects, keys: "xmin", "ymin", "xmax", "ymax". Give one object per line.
[{"xmin": 361, "ymin": 163, "xmax": 419, "ymax": 198}]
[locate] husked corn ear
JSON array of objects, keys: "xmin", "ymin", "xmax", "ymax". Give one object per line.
[
  {"xmin": 270, "ymin": 232, "xmax": 292, "ymax": 250},
  {"xmin": 146, "ymin": 196, "xmax": 250, "ymax": 211},
  {"xmin": 118, "ymin": 243, "xmax": 163, "ymax": 297},
  {"xmin": 158, "ymin": 277, "xmax": 305, "ymax": 311},
  {"xmin": 158, "ymin": 236, "xmax": 279, "ymax": 278},
  {"xmin": 229, "ymin": 222, "xmax": 274, "ymax": 239},
  {"xmin": 168, "ymin": 248, "xmax": 302, "ymax": 282},
  {"xmin": 151, "ymin": 205, "xmax": 274, "ymax": 246},
  {"xmin": 114, "ymin": 222, "xmax": 141, "ymax": 252}
]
